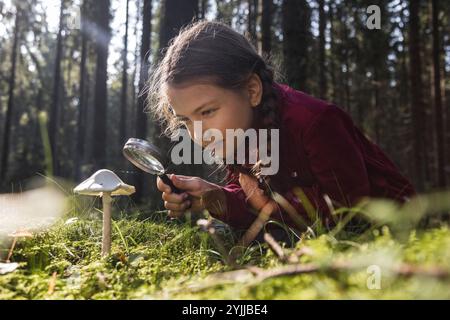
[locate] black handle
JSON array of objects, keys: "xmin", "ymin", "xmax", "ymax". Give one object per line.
[{"xmin": 160, "ymin": 174, "xmax": 182, "ymax": 194}]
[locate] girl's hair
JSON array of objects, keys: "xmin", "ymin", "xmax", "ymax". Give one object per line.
[{"xmin": 146, "ymin": 20, "xmax": 282, "ymax": 138}]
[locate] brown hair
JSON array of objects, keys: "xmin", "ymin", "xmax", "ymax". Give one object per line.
[{"xmin": 145, "ymin": 20, "xmax": 282, "ymax": 138}]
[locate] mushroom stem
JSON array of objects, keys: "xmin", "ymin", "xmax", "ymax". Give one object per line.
[
  {"xmin": 6, "ymin": 237, "xmax": 17, "ymax": 263},
  {"xmin": 101, "ymin": 192, "xmax": 112, "ymax": 256}
]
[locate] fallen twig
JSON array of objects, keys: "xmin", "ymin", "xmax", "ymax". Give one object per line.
[
  {"xmin": 263, "ymin": 233, "xmax": 286, "ymax": 261},
  {"xmin": 47, "ymin": 272, "xmax": 57, "ymax": 295},
  {"xmin": 184, "ymin": 261, "xmax": 450, "ymax": 293},
  {"xmin": 251, "ymin": 261, "xmax": 450, "ymax": 282},
  {"xmin": 197, "ymin": 219, "xmax": 238, "ymax": 268}
]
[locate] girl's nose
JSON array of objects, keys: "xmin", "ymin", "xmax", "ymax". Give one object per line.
[{"xmin": 190, "ymin": 127, "xmax": 204, "ymax": 146}]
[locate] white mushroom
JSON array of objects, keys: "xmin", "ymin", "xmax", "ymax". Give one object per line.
[
  {"xmin": 6, "ymin": 230, "xmax": 33, "ymax": 263},
  {"xmin": 73, "ymin": 169, "xmax": 135, "ymax": 256}
]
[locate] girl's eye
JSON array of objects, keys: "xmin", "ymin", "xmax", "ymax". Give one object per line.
[{"xmin": 201, "ymin": 108, "xmax": 217, "ymax": 117}]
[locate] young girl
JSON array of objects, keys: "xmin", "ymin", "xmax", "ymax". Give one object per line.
[{"xmin": 148, "ymin": 21, "xmax": 416, "ymax": 233}]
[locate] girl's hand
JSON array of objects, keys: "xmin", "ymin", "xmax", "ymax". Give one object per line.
[
  {"xmin": 239, "ymin": 173, "xmax": 276, "ymax": 212},
  {"xmin": 157, "ymin": 174, "xmax": 221, "ymax": 218}
]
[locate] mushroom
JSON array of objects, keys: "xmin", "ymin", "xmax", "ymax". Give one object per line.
[
  {"xmin": 73, "ymin": 169, "xmax": 135, "ymax": 256},
  {"xmin": 6, "ymin": 230, "xmax": 33, "ymax": 263}
]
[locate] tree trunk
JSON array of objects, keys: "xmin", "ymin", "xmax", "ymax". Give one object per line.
[
  {"xmin": 119, "ymin": 0, "xmax": 130, "ymax": 151},
  {"xmin": 0, "ymin": 8, "xmax": 20, "ymax": 182},
  {"xmin": 131, "ymin": 0, "xmax": 141, "ymax": 132},
  {"xmin": 136, "ymin": 0, "xmax": 152, "ymax": 141},
  {"xmin": 261, "ymin": 0, "xmax": 272, "ymax": 56},
  {"xmin": 159, "ymin": 0, "xmax": 198, "ymax": 50},
  {"xmin": 281, "ymin": 0, "xmax": 311, "ymax": 91},
  {"xmin": 408, "ymin": 0, "xmax": 426, "ymax": 191},
  {"xmin": 48, "ymin": 0, "xmax": 66, "ymax": 176},
  {"xmin": 200, "ymin": 0, "xmax": 208, "ymax": 19},
  {"xmin": 328, "ymin": 2, "xmax": 337, "ymax": 104},
  {"xmin": 342, "ymin": 4, "xmax": 351, "ymax": 114},
  {"xmin": 134, "ymin": 0, "xmax": 152, "ymax": 201},
  {"xmin": 75, "ymin": 0, "xmax": 89, "ymax": 180},
  {"xmin": 318, "ymin": 0, "xmax": 327, "ymax": 99},
  {"xmin": 247, "ymin": 0, "xmax": 259, "ymax": 48},
  {"xmin": 431, "ymin": 0, "xmax": 446, "ymax": 188},
  {"xmin": 373, "ymin": 68, "xmax": 381, "ymax": 143},
  {"xmin": 92, "ymin": 0, "xmax": 111, "ymax": 170},
  {"xmin": 48, "ymin": 0, "xmax": 65, "ymax": 175}
]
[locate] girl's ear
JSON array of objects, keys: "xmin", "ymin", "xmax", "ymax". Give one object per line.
[{"xmin": 247, "ymin": 73, "xmax": 263, "ymax": 108}]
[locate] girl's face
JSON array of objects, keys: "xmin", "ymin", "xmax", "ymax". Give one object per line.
[{"xmin": 165, "ymin": 74, "xmax": 262, "ymax": 158}]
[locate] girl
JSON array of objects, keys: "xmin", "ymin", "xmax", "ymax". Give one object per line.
[{"xmin": 148, "ymin": 21, "xmax": 416, "ymax": 233}]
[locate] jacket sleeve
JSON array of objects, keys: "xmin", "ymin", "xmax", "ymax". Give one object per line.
[
  {"xmin": 218, "ymin": 178, "xmax": 332, "ymax": 231},
  {"xmin": 302, "ymin": 105, "xmax": 371, "ymax": 208},
  {"xmin": 218, "ymin": 183, "xmax": 258, "ymax": 230}
]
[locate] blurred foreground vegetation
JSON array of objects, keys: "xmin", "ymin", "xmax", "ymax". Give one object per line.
[{"xmin": 0, "ymin": 190, "xmax": 449, "ymax": 300}]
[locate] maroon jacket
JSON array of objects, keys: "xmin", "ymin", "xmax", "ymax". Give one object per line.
[{"xmin": 216, "ymin": 83, "xmax": 416, "ymax": 230}]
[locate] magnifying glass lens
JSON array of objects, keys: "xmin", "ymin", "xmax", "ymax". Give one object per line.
[
  {"xmin": 122, "ymin": 138, "xmax": 182, "ymax": 194},
  {"xmin": 122, "ymin": 148, "xmax": 165, "ymax": 175}
]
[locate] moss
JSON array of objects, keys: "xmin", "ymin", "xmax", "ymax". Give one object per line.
[{"xmin": 1, "ymin": 212, "xmax": 449, "ymax": 299}]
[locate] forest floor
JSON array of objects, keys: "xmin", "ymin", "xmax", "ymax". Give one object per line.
[{"xmin": 1, "ymin": 192, "xmax": 450, "ymax": 300}]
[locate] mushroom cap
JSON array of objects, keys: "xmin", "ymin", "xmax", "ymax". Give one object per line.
[
  {"xmin": 8, "ymin": 230, "xmax": 33, "ymax": 238},
  {"xmin": 74, "ymin": 169, "xmax": 136, "ymax": 196}
]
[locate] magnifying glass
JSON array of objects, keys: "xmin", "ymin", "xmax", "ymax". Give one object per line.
[{"xmin": 122, "ymin": 138, "xmax": 181, "ymax": 194}]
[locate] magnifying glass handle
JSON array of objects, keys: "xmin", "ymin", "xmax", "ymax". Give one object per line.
[{"xmin": 160, "ymin": 174, "xmax": 182, "ymax": 194}]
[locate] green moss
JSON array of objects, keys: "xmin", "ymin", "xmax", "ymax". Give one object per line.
[{"xmin": 1, "ymin": 210, "xmax": 449, "ymax": 299}]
